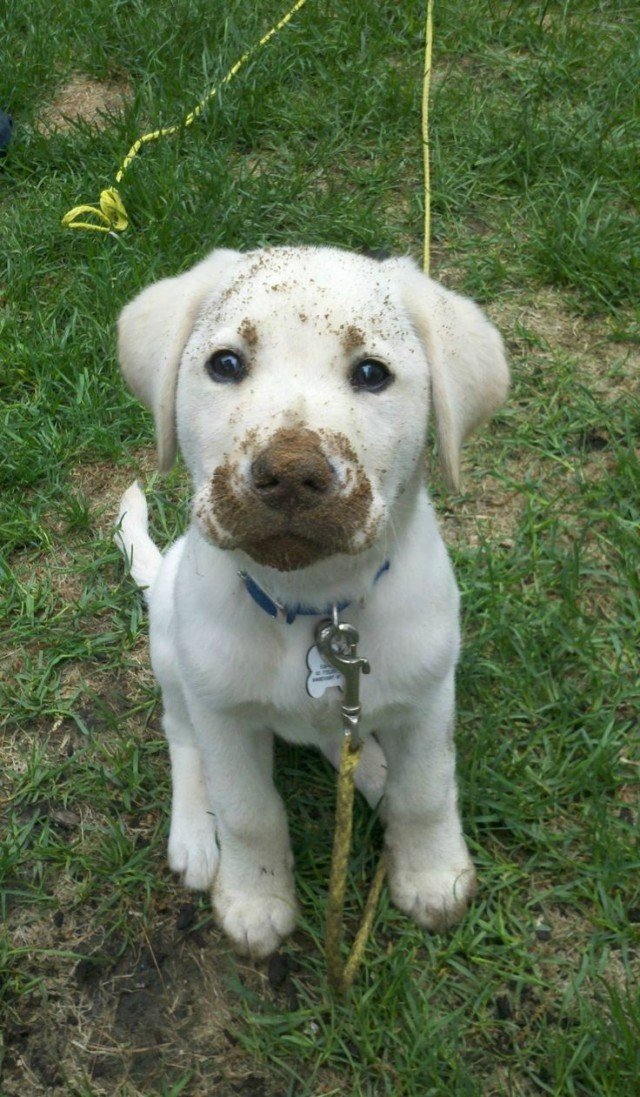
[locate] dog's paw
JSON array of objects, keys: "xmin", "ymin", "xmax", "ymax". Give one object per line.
[
  {"xmin": 213, "ymin": 885, "xmax": 298, "ymax": 959},
  {"xmin": 387, "ymin": 859, "xmax": 477, "ymax": 932},
  {"xmin": 168, "ymin": 815, "xmax": 219, "ymax": 890}
]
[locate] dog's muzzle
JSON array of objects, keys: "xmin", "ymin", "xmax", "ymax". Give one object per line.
[{"xmin": 203, "ymin": 426, "xmax": 377, "ymax": 571}]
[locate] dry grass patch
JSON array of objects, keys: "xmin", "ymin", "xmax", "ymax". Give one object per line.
[
  {"xmin": 36, "ymin": 74, "xmax": 133, "ymax": 134},
  {"xmin": 69, "ymin": 448, "xmax": 159, "ymax": 518},
  {"xmin": 493, "ymin": 288, "xmax": 640, "ymax": 398}
]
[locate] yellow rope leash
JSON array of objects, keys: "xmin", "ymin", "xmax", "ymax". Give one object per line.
[
  {"xmin": 324, "ymin": 0, "xmax": 434, "ymax": 994},
  {"xmin": 325, "ymin": 736, "xmax": 387, "ymax": 993},
  {"xmin": 61, "ymin": 0, "xmax": 310, "ymax": 232}
]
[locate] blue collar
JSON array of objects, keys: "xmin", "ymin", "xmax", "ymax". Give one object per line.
[{"xmin": 240, "ymin": 560, "xmax": 390, "ymax": 624}]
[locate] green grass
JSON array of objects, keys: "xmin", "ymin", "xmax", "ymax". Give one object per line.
[{"xmin": 1, "ymin": 1, "xmax": 639, "ymax": 1094}]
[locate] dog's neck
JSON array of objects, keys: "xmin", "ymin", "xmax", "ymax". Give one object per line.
[{"xmin": 235, "ymin": 543, "xmax": 390, "ymax": 616}]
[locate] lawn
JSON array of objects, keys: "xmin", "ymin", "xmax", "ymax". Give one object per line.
[{"xmin": 1, "ymin": 1, "xmax": 638, "ymax": 1094}]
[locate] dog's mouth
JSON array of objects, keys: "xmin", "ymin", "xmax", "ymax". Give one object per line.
[
  {"xmin": 240, "ymin": 531, "xmax": 329, "ymax": 571},
  {"xmin": 204, "ymin": 498, "xmax": 369, "ymax": 571}
]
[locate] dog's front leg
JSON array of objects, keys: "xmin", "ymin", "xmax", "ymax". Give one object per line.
[
  {"xmin": 189, "ymin": 709, "xmax": 298, "ymax": 958},
  {"xmin": 378, "ymin": 671, "xmax": 476, "ymax": 932},
  {"xmin": 155, "ymin": 675, "xmax": 220, "ymax": 891}
]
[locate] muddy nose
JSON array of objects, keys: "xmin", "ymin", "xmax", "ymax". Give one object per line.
[{"xmin": 251, "ymin": 430, "xmax": 335, "ymax": 511}]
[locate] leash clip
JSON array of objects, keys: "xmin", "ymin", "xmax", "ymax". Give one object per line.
[{"xmin": 315, "ymin": 609, "xmax": 370, "ymax": 750}]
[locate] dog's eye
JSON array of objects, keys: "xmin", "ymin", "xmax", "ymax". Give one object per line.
[
  {"xmin": 350, "ymin": 359, "xmax": 392, "ymax": 393},
  {"xmin": 205, "ymin": 350, "xmax": 247, "ymax": 384}
]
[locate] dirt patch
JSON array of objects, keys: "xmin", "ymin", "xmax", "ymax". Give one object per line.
[
  {"xmin": 238, "ymin": 318, "xmax": 259, "ymax": 351},
  {"xmin": 69, "ymin": 449, "xmax": 159, "ymax": 519},
  {"xmin": 37, "ymin": 75, "xmax": 133, "ymax": 134},
  {"xmin": 1, "ymin": 916, "xmax": 285, "ymax": 1095},
  {"xmin": 491, "ymin": 287, "xmax": 640, "ymax": 400},
  {"xmin": 342, "ymin": 324, "xmax": 365, "ymax": 355}
]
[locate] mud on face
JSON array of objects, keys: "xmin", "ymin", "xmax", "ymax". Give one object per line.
[{"xmin": 194, "ymin": 426, "xmax": 378, "ymax": 571}]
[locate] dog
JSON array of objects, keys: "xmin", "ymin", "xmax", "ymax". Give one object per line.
[{"xmin": 115, "ymin": 246, "xmax": 509, "ymax": 958}]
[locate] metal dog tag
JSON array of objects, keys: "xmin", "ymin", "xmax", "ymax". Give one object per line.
[{"xmin": 306, "ymin": 643, "xmax": 345, "ymax": 697}]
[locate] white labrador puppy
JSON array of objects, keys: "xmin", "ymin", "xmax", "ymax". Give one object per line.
[{"xmin": 115, "ymin": 246, "xmax": 508, "ymax": 959}]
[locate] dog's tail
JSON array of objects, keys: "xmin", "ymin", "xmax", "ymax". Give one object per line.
[{"xmin": 115, "ymin": 482, "xmax": 163, "ymax": 597}]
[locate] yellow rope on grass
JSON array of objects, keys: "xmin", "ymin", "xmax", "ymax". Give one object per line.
[
  {"xmin": 325, "ymin": 736, "xmax": 387, "ymax": 994},
  {"xmin": 62, "ymin": 0, "xmax": 310, "ymax": 232}
]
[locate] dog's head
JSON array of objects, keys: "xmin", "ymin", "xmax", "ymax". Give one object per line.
[{"xmin": 118, "ymin": 247, "xmax": 508, "ymax": 571}]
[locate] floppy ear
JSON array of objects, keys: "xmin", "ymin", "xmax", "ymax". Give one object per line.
[
  {"xmin": 390, "ymin": 258, "xmax": 509, "ymax": 490},
  {"xmin": 117, "ymin": 248, "xmax": 243, "ymax": 471}
]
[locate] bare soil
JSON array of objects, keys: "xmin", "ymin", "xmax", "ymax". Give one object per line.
[
  {"xmin": 2, "ymin": 907, "xmax": 288, "ymax": 1095},
  {"xmin": 36, "ymin": 75, "xmax": 133, "ymax": 134}
]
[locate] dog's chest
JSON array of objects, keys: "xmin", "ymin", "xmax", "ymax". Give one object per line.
[
  {"xmin": 176, "ymin": 597, "xmax": 395, "ymax": 742},
  {"xmin": 186, "ymin": 616, "xmax": 356, "ymax": 708}
]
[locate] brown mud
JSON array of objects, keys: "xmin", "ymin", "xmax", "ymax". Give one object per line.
[{"xmin": 207, "ymin": 426, "xmax": 375, "ymax": 569}]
